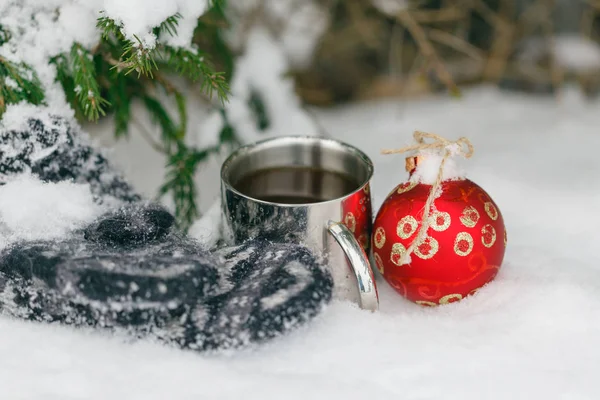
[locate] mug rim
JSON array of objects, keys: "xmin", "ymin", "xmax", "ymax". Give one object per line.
[{"xmin": 220, "ymin": 135, "xmax": 374, "ymax": 207}]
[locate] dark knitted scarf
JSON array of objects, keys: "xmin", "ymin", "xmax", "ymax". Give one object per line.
[{"xmin": 0, "ymin": 114, "xmax": 333, "ymax": 352}]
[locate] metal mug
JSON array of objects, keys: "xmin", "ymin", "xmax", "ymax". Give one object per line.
[{"xmin": 220, "ymin": 136, "xmax": 379, "ymax": 311}]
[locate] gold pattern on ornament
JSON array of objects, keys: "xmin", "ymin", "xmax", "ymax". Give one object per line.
[
  {"xmin": 481, "ymin": 224, "xmax": 497, "ymax": 248},
  {"xmin": 374, "ymin": 227, "xmax": 386, "ymax": 249},
  {"xmin": 396, "ymin": 181, "xmax": 417, "ymax": 194},
  {"xmin": 344, "ymin": 212, "xmax": 356, "ymax": 233},
  {"xmin": 454, "ymin": 232, "xmax": 474, "ymax": 256},
  {"xmin": 397, "ymin": 215, "xmax": 418, "ymax": 239},
  {"xmin": 439, "ymin": 294, "xmax": 463, "ymax": 304},
  {"xmin": 459, "ymin": 206, "xmax": 480, "ymax": 228},
  {"xmin": 484, "ymin": 202, "xmax": 498, "ymax": 221},
  {"xmin": 416, "ymin": 300, "xmax": 438, "ymax": 307},
  {"xmin": 374, "ymin": 252, "xmax": 384, "ymax": 274},
  {"xmin": 429, "ymin": 211, "xmax": 451, "ymax": 232},
  {"xmin": 504, "ymin": 229, "xmax": 507, "ymax": 247},
  {"xmin": 414, "ymin": 236, "xmax": 439, "ymax": 260},
  {"xmin": 390, "ymin": 243, "xmax": 407, "ymax": 266}
]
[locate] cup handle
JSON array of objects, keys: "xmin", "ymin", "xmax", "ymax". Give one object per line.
[{"xmin": 327, "ymin": 220, "xmax": 379, "ymax": 312}]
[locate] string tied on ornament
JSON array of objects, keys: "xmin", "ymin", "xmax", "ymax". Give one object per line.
[{"xmin": 382, "ymin": 131, "xmax": 474, "ymax": 265}]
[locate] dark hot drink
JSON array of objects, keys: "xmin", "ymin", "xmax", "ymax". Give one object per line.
[{"xmin": 233, "ymin": 166, "xmax": 359, "ymax": 204}]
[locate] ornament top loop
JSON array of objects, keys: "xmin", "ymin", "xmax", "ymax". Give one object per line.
[
  {"xmin": 381, "ymin": 131, "xmax": 474, "ymax": 159},
  {"xmin": 379, "ymin": 131, "xmax": 475, "ymax": 266}
]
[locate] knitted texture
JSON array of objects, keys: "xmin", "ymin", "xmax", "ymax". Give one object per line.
[
  {"xmin": 0, "ymin": 115, "xmax": 140, "ymax": 204},
  {"xmin": 0, "ymin": 115, "xmax": 333, "ymax": 352}
]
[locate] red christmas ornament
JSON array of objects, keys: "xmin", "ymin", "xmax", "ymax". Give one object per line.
[{"xmin": 372, "ymin": 132, "xmax": 506, "ymax": 306}]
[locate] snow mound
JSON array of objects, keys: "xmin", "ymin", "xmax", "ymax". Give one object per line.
[{"xmin": 0, "ymin": 174, "xmax": 102, "ymax": 245}]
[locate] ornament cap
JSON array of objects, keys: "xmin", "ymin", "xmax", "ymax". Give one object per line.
[{"xmin": 405, "ymin": 156, "xmax": 417, "ymax": 174}]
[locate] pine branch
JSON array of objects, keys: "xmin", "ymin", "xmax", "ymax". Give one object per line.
[
  {"xmin": 0, "ymin": 25, "xmax": 10, "ymax": 46},
  {"xmin": 52, "ymin": 54, "xmax": 86, "ymax": 120},
  {"xmin": 107, "ymin": 72, "xmax": 133, "ymax": 137},
  {"xmin": 156, "ymin": 13, "xmax": 182, "ymax": 37},
  {"xmin": 97, "ymin": 13, "xmax": 185, "ymax": 78},
  {"xmin": 208, "ymin": 0, "xmax": 226, "ymax": 13},
  {"xmin": 97, "ymin": 14, "xmax": 124, "ymax": 41},
  {"xmin": 70, "ymin": 43, "xmax": 110, "ymax": 120},
  {"xmin": 120, "ymin": 35, "xmax": 159, "ymax": 77},
  {"xmin": 0, "ymin": 57, "xmax": 45, "ymax": 118},
  {"xmin": 161, "ymin": 45, "xmax": 229, "ymax": 103},
  {"xmin": 159, "ymin": 145, "xmax": 210, "ymax": 231},
  {"xmin": 142, "ymin": 95, "xmax": 179, "ymax": 151}
]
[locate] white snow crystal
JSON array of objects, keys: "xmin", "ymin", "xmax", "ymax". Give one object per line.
[
  {"xmin": 226, "ymin": 0, "xmax": 328, "ymax": 69},
  {"xmin": 97, "ymin": 0, "xmax": 209, "ymax": 49},
  {"xmin": 4, "ymin": 77, "xmax": 17, "ymax": 89},
  {"xmin": 371, "ymin": 0, "xmax": 408, "ymax": 17},
  {"xmin": 553, "ymin": 34, "xmax": 600, "ymax": 72},
  {"xmin": 206, "ymin": 28, "xmax": 318, "ymax": 147},
  {"xmin": 0, "ymin": 174, "xmax": 103, "ymax": 245},
  {"xmin": 188, "ymin": 199, "xmax": 222, "ymax": 249}
]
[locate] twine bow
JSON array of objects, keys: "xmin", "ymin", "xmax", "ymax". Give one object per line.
[{"xmin": 381, "ymin": 131, "xmax": 474, "ymax": 265}]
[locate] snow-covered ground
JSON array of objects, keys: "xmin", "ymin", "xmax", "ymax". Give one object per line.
[{"xmin": 2, "ymin": 86, "xmax": 600, "ymax": 399}]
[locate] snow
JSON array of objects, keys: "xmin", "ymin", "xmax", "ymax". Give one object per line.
[
  {"xmin": 96, "ymin": 0, "xmax": 210, "ymax": 49},
  {"xmin": 188, "ymin": 199, "xmax": 222, "ymax": 249},
  {"xmin": 371, "ymin": 0, "xmax": 408, "ymax": 17},
  {"xmin": 4, "ymin": 77, "xmax": 18, "ymax": 89},
  {"xmin": 263, "ymin": 0, "xmax": 329, "ymax": 70},
  {"xmin": 553, "ymin": 34, "xmax": 600, "ymax": 72},
  {"xmin": 2, "ymin": 86, "xmax": 600, "ymax": 398},
  {"xmin": 196, "ymin": 28, "xmax": 319, "ymax": 149},
  {"xmin": 519, "ymin": 34, "xmax": 600, "ymax": 73},
  {"xmin": 0, "ymin": 0, "xmax": 212, "ymax": 116},
  {"xmin": 225, "ymin": 0, "xmax": 329, "ymax": 70},
  {"xmin": 0, "ymin": 174, "xmax": 102, "ymax": 246}
]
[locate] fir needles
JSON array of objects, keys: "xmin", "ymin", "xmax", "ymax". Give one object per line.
[{"xmin": 0, "ymin": 2, "xmax": 232, "ymax": 231}]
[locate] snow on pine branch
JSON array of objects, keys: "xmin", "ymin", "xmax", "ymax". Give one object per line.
[{"xmin": 0, "ymin": 0, "xmax": 216, "ymax": 119}]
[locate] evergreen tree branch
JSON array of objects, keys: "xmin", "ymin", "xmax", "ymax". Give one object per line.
[
  {"xmin": 120, "ymin": 35, "xmax": 159, "ymax": 77},
  {"xmin": 159, "ymin": 145, "xmax": 211, "ymax": 231},
  {"xmin": 0, "ymin": 57, "xmax": 45, "ymax": 118},
  {"xmin": 0, "ymin": 25, "xmax": 10, "ymax": 46},
  {"xmin": 160, "ymin": 45, "xmax": 229, "ymax": 103},
  {"xmin": 70, "ymin": 43, "xmax": 110, "ymax": 120},
  {"xmin": 156, "ymin": 13, "xmax": 182, "ymax": 37},
  {"xmin": 3, "ymin": 6, "xmax": 234, "ymax": 229},
  {"xmin": 52, "ymin": 54, "xmax": 85, "ymax": 121}
]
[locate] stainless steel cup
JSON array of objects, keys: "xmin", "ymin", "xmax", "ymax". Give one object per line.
[{"xmin": 220, "ymin": 136, "xmax": 379, "ymax": 311}]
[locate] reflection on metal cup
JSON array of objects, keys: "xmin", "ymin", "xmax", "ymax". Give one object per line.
[{"xmin": 220, "ymin": 136, "xmax": 378, "ymax": 311}]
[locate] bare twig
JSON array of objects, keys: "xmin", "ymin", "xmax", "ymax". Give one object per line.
[
  {"xmin": 427, "ymin": 28, "xmax": 485, "ymax": 61},
  {"xmin": 347, "ymin": 0, "xmax": 383, "ymax": 50},
  {"xmin": 410, "ymin": 7, "xmax": 465, "ymax": 23},
  {"xmin": 388, "ymin": 21, "xmax": 405, "ymax": 78},
  {"xmin": 472, "ymin": 0, "xmax": 514, "ymax": 82},
  {"xmin": 539, "ymin": 0, "xmax": 563, "ymax": 98},
  {"xmin": 396, "ymin": 9, "xmax": 459, "ymax": 94}
]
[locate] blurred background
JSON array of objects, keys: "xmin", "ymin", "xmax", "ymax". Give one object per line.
[{"xmin": 86, "ymin": 0, "xmax": 600, "ymax": 224}]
